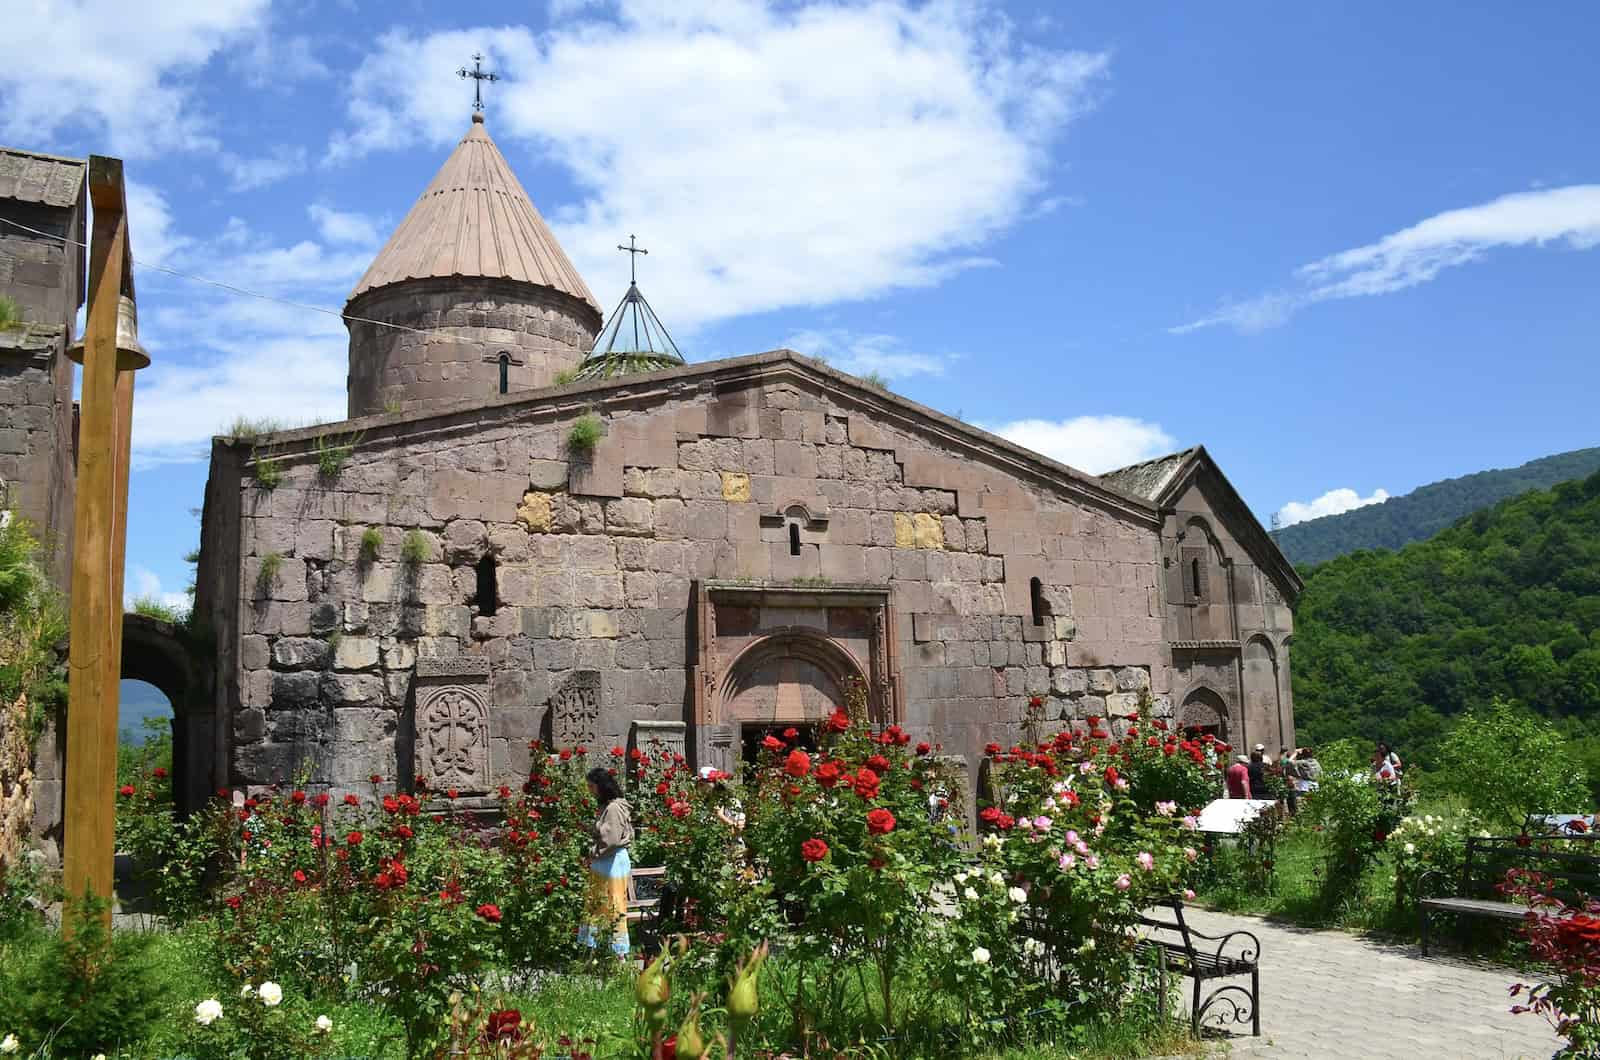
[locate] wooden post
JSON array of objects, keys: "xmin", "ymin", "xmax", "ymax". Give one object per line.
[{"xmin": 62, "ymin": 156, "xmax": 138, "ymax": 931}]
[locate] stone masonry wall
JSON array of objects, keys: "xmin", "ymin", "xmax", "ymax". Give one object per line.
[
  {"xmin": 210, "ymin": 357, "xmax": 1176, "ymax": 799},
  {"xmin": 345, "ymin": 277, "xmax": 602, "ymax": 420}
]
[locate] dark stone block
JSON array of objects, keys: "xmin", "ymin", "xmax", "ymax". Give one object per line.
[{"xmin": 271, "ymin": 671, "xmax": 321, "ymax": 710}]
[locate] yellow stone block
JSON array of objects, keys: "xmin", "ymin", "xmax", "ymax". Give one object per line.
[
  {"xmin": 721, "ymin": 471, "xmax": 751, "ymax": 502},
  {"xmin": 517, "ymin": 490, "xmax": 553, "ymax": 532},
  {"xmin": 893, "ymin": 512, "xmax": 916, "ymax": 548},
  {"xmin": 587, "ymin": 610, "xmax": 620, "ymax": 638},
  {"xmin": 912, "ymin": 512, "xmax": 945, "ymax": 550}
]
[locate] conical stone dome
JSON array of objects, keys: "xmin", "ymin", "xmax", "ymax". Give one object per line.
[{"xmin": 344, "ymin": 115, "xmax": 602, "ymax": 418}]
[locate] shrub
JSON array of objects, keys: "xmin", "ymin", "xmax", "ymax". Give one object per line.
[
  {"xmin": 1389, "ymin": 808, "xmax": 1483, "ymax": 917},
  {"xmin": 1506, "ymin": 869, "xmax": 1600, "ymax": 1058},
  {"xmin": 1304, "ymin": 774, "xmax": 1392, "ymax": 912},
  {"xmin": 860, "ymin": 370, "xmax": 889, "ymax": 390},
  {"xmin": 358, "ymin": 527, "xmax": 382, "ymax": 563},
  {"xmin": 0, "ymin": 891, "xmax": 164, "ymax": 1057},
  {"xmin": 252, "ymin": 452, "xmax": 283, "ymax": 490},
  {"xmin": 314, "ymin": 431, "xmax": 362, "ymax": 479},
  {"xmin": 131, "ymin": 594, "xmax": 188, "ymax": 624},
  {"xmin": 178, "ymin": 980, "xmax": 336, "ymax": 1060},
  {"xmin": 1437, "ymin": 700, "xmax": 1589, "ymax": 828},
  {"xmin": 401, "ymin": 530, "xmax": 431, "ymax": 567},
  {"xmin": 566, "ymin": 413, "xmax": 603, "ymax": 453}
]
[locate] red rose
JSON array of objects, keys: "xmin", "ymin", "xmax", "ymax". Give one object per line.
[
  {"xmin": 852, "ymin": 767, "xmax": 881, "ymax": 800},
  {"xmin": 395, "ymin": 825, "xmax": 414, "ymax": 839},
  {"xmin": 382, "ymin": 795, "xmax": 398, "ymax": 814},
  {"xmin": 119, "ymin": 784, "xmax": 135, "ymax": 797},
  {"xmin": 915, "ymin": 742, "xmax": 931, "ymax": 756},
  {"xmin": 476, "ymin": 903, "xmax": 503, "ymax": 923},
  {"xmin": 801, "ymin": 838, "xmax": 829, "ymax": 862},
  {"xmin": 629, "ymin": 748, "xmax": 643, "ymax": 761},
  {"xmin": 293, "ymin": 869, "xmax": 307, "ymax": 884},
  {"xmin": 370, "ymin": 774, "xmax": 384, "ymax": 784},
  {"xmin": 1164, "ymin": 744, "xmax": 1177, "ymax": 756},
  {"xmin": 784, "ymin": 749, "xmax": 812, "ymax": 778},
  {"xmin": 996, "ymin": 814, "xmax": 1015, "ymax": 831},
  {"xmin": 816, "ymin": 761, "xmax": 842, "ymax": 788},
  {"xmin": 339, "ymin": 793, "xmax": 357, "ymax": 806},
  {"xmin": 498, "ymin": 785, "xmax": 511, "ymax": 799},
  {"xmin": 826, "ymin": 709, "xmax": 850, "ymax": 733},
  {"xmin": 225, "ymin": 895, "xmax": 242, "ymax": 910},
  {"xmin": 671, "ymin": 801, "xmax": 691, "ymax": 819},
  {"xmin": 485, "ymin": 1009, "xmax": 522, "ymax": 1043},
  {"xmin": 984, "ymin": 742, "xmax": 1001, "ymax": 756},
  {"xmin": 866, "ymin": 754, "xmax": 891, "ymax": 773},
  {"xmin": 559, "ymin": 749, "xmax": 573, "ymax": 761},
  {"xmin": 152, "ymin": 766, "xmax": 168, "ymax": 779},
  {"xmin": 292, "ymin": 790, "xmax": 307, "ymax": 804},
  {"xmin": 783, "ymin": 727, "xmax": 799, "ymax": 739},
  {"xmin": 762, "ymin": 734, "xmax": 784, "ymax": 753},
  {"xmin": 347, "ymin": 830, "xmax": 364, "ymax": 846},
  {"xmin": 575, "ymin": 746, "xmax": 588, "ymax": 756},
  {"xmin": 868, "ymin": 857, "xmax": 886, "ymax": 871},
  {"xmin": 980, "ymin": 806, "xmax": 1001, "ymax": 824},
  {"xmin": 1373, "ymin": 830, "xmax": 1388, "ymax": 844},
  {"xmin": 447, "ymin": 789, "xmax": 459, "ymax": 800},
  {"xmin": 1103, "ymin": 765, "xmax": 1120, "ymax": 787},
  {"xmin": 866, "ymin": 808, "xmax": 896, "ymax": 835},
  {"xmin": 611, "ymin": 745, "xmax": 625, "ymax": 757},
  {"xmin": 1568, "ymin": 819, "xmax": 1591, "ymax": 834},
  {"xmin": 656, "ymin": 782, "xmax": 670, "ymax": 796}
]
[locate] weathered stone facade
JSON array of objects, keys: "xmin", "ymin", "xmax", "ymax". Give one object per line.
[
  {"xmin": 0, "ymin": 148, "xmax": 84, "ymax": 586},
  {"xmin": 345, "ymin": 277, "xmax": 600, "ymax": 419},
  {"xmin": 192, "ymin": 353, "xmax": 1301, "ymax": 805}
]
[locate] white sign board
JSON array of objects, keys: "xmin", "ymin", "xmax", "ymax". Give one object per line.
[{"xmin": 1196, "ymin": 798, "xmax": 1276, "ymax": 835}]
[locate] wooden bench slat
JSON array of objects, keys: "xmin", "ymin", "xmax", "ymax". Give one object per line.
[{"xmin": 1419, "ymin": 897, "xmax": 1529, "ymax": 919}]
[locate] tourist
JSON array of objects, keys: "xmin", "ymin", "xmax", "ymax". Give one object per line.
[
  {"xmin": 1247, "ymin": 747, "xmax": 1268, "ymax": 799},
  {"xmin": 1226, "ymin": 754, "xmax": 1253, "ymax": 798},
  {"xmin": 578, "ymin": 766, "xmax": 634, "ymax": 961},
  {"xmin": 1373, "ymin": 742, "xmax": 1401, "ymax": 785},
  {"xmin": 1280, "ymin": 746, "xmax": 1301, "ymax": 813}
]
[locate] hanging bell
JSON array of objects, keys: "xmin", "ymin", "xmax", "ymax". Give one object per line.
[{"xmin": 66, "ymin": 294, "xmax": 150, "ymax": 370}]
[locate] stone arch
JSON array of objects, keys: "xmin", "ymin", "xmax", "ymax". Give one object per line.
[
  {"xmin": 120, "ymin": 613, "xmax": 213, "ymax": 816},
  {"xmin": 718, "ymin": 628, "xmax": 872, "ymax": 729},
  {"xmin": 1242, "ymin": 635, "xmax": 1284, "ymax": 753},
  {"xmin": 1178, "ymin": 686, "xmax": 1230, "ymax": 742}
]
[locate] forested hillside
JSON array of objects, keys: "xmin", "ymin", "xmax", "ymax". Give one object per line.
[
  {"xmin": 1292, "ymin": 469, "xmax": 1600, "ymax": 771},
  {"xmin": 1272, "ymin": 447, "xmax": 1600, "ymax": 566}
]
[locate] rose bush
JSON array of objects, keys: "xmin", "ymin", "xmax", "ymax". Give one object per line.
[{"xmin": 1388, "ymin": 809, "xmax": 1484, "ymax": 917}]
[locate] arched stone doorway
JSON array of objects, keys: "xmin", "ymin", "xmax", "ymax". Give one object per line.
[
  {"xmin": 719, "ymin": 630, "xmax": 870, "ymax": 766},
  {"xmin": 121, "ymin": 612, "xmax": 212, "ymax": 816},
  {"xmin": 1179, "ymin": 686, "xmax": 1229, "ymax": 743}
]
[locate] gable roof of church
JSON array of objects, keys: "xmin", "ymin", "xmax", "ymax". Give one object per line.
[
  {"xmin": 346, "ymin": 115, "xmax": 599, "ymax": 314},
  {"xmin": 1105, "ymin": 447, "xmax": 1304, "ymax": 600}
]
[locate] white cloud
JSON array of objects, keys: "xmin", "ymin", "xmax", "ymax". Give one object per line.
[
  {"xmin": 981, "ymin": 416, "xmax": 1176, "ymax": 475},
  {"xmin": 308, "ymin": 204, "xmax": 384, "ymax": 247},
  {"xmin": 1275, "ymin": 486, "xmax": 1391, "ymax": 527},
  {"xmin": 119, "ymin": 187, "xmax": 364, "ymax": 467},
  {"xmin": 1176, "ymin": 184, "xmax": 1600, "ymax": 334},
  {"xmin": 0, "ymin": 0, "xmax": 268, "ymax": 155},
  {"xmin": 326, "ymin": 2, "xmax": 1107, "ymax": 329},
  {"xmin": 125, "ymin": 566, "xmax": 191, "ymax": 615},
  {"xmin": 219, "ymin": 146, "xmax": 309, "ymax": 191},
  {"xmin": 782, "ymin": 329, "xmax": 951, "ymax": 380},
  {"xmin": 231, "ymin": 31, "xmax": 329, "ymax": 87}
]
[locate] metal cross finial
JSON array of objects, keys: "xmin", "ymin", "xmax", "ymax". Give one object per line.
[
  {"xmin": 617, "ymin": 234, "xmax": 648, "ymax": 285},
  {"xmin": 457, "ymin": 53, "xmax": 499, "ymax": 114}
]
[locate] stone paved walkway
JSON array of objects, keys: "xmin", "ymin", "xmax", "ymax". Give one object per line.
[{"xmin": 1172, "ymin": 908, "xmax": 1560, "ymax": 1060}]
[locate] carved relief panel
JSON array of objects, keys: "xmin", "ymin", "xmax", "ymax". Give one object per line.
[
  {"xmin": 549, "ymin": 670, "xmax": 602, "ymax": 749},
  {"xmin": 413, "ymin": 657, "xmax": 492, "ymax": 794}
]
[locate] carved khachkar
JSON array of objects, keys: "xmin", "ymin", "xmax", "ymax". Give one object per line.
[
  {"xmin": 632, "ymin": 720, "xmax": 687, "ymax": 762},
  {"xmin": 550, "ymin": 670, "xmax": 602, "ymax": 749},
  {"xmin": 413, "ymin": 656, "xmax": 492, "ymax": 794}
]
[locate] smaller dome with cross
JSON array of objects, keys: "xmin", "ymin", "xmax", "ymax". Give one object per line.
[{"xmin": 573, "ymin": 236, "xmax": 687, "ymax": 381}]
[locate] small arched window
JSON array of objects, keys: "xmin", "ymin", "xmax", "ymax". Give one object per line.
[
  {"xmin": 475, "ymin": 554, "xmax": 499, "ymax": 617},
  {"xmin": 788, "ymin": 522, "xmax": 802, "ymax": 556},
  {"xmin": 497, "ymin": 353, "xmax": 510, "ymax": 395},
  {"xmin": 1190, "ymin": 557, "xmax": 1204, "ymax": 600},
  {"xmin": 1029, "ymin": 577, "xmax": 1046, "ymax": 626}
]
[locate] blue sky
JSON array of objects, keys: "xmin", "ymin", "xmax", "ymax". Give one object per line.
[{"xmin": 4, "ymin": 0, "xmax": 1599, "ymax": 619}]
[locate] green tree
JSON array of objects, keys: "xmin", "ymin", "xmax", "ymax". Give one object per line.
[{"xmin": 1435, "ymin": 701, "xmax": 1588, "ymax": 827}]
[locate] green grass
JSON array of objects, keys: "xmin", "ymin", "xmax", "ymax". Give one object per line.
[
  {"xmin": 224, "ymin": 415, "xmax": 289, "ymax": 441},
  {"xmin": 400, "ymin": 530, "xmax": 430, "ymax": 567},
  {"xmin": 359, "ymin": 527, "xmax": 383, "ymax": 562},
  {"xmin": 129, "ymin": 595, "xmax": 188, "ymax": 624},
  {"xmin": 252, "ymin": 452, "xmax": 283, "ymax": 489},
  {"xmin": 256, "ymin": 552, "xmax": 283, "ymax": 596},
  {"xmin": 315, "ymin": 430, "xmax": 363, "ymax": 479}
]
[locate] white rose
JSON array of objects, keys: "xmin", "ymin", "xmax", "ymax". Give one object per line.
[
  {"xmin": 258, "ymin": 982, "xmax": 283, "ymax": 1007},
  {"xmin": 972, "ymin": 946, "xmax": 991, "ymax": 965},
  {"xmin": 963, "ymin": 887, "xmax": 979, "ymax": 901},
  {"xmin": 315, "ymin": 1015, "xmax": 334, "ymax": 1034},
  {"xmin": 195, "ymin": 999, "xmax": 224, "ymax": 1026},
  {"xmin": 1404, "ymin": 843, "xmax": 1416, "ymax": 855},
  {"xmin": 988, "ymin": 871, "xmax": 1004, "ymax": 887},
  {"xmin": 982, "ymin": 834, "xmax": 1003, "ymax": 850},
  {"xmin": 954, "ymin": 871, "xmax": 969, "ymax": 884},
  {"xmin": 0, "ymin": 1034, "xmax": 18, "ymax": 1054},
  {"xmin": 240, "ymin": 983, "xmax": 254, "ymax": 997},
  {"xmin": 1008, "ymin": 886, "xmax": 1028, "ymax": 904}
]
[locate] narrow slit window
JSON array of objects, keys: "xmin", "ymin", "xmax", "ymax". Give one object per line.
[
  {"xmin": 475, "ymin": 555, "xmax": 499, "ymax": 616},
  {"xmin": 1191, "ymin": 558, "xmax": 1204, "ymax": 600},
  {"xmin": 788, "ymin": 522, "xmax": 802, "ymax": 556},
  {"xmin": 497, "ymin": 353, "xmax": 510, "ymax": 395},
  {"xmin": 1029, "ymin": 577, "xmax": 1046, "ymax": 626}
]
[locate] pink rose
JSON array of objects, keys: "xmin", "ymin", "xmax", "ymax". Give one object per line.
[
  {"xmin": 1137, "ymin": 851, "xmax": 1154, "ymax": 871},
  {"xmin": 1115, "ymin": 873, "xmax": 1131, "ymax": 891}
]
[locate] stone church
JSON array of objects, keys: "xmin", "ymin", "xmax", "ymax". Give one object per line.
[{"xmin": 1, "ymin": 117, "xmax": 1301, "ymax": 828}]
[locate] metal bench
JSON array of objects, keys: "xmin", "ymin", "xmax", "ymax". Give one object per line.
[
  {"xmin": 626, "ymin": 865, "xmax": 667, "ymax": 951},
  {"xmin": 1137, "ymin": 897, "xmax": 1261, "ymax": 1037},
  {"xmin": 1419, "ymin": 834, "xmax": 1600, "ymax": 955}
]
